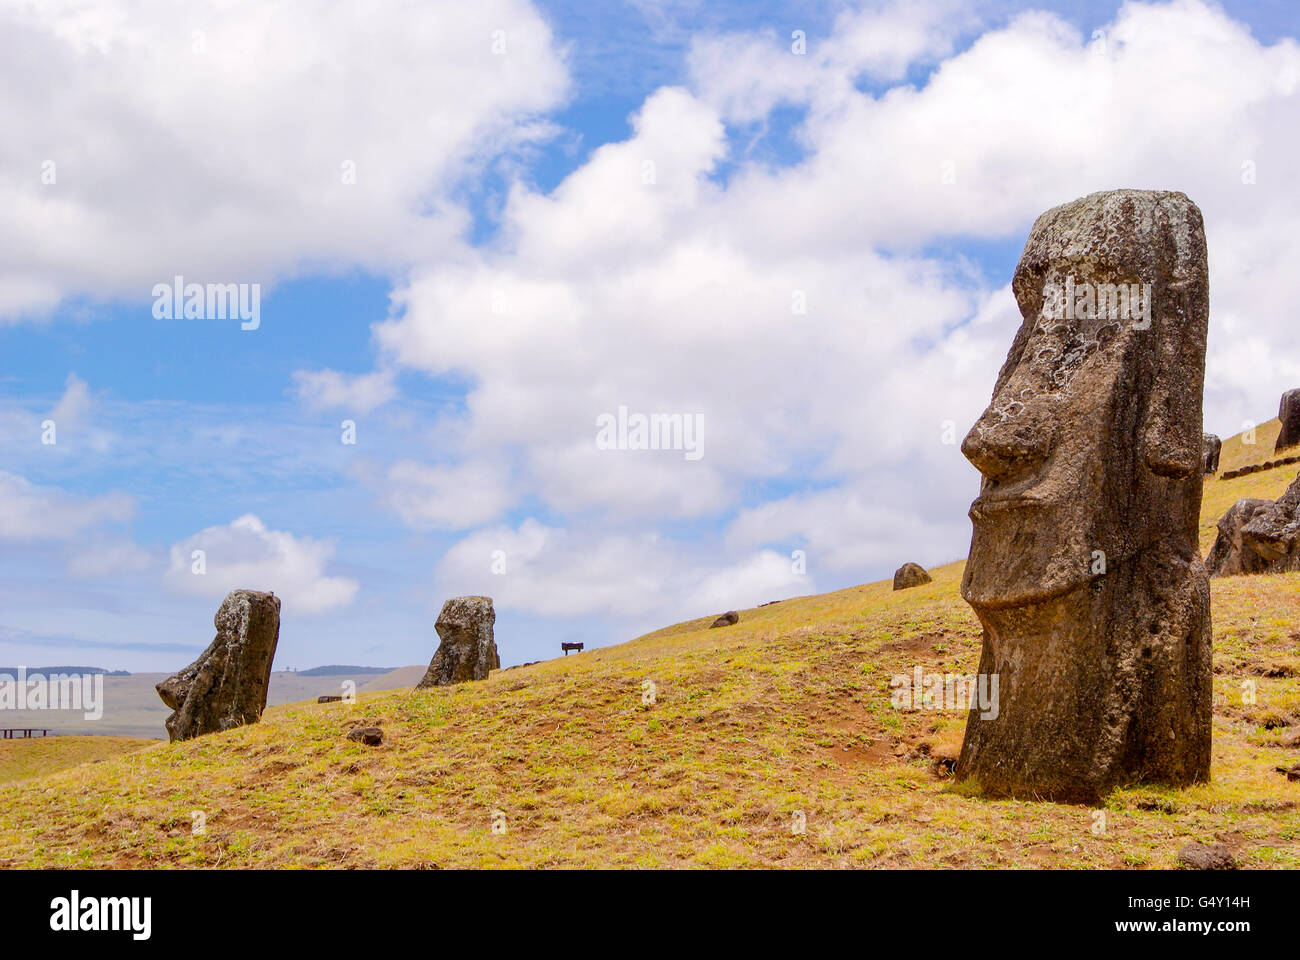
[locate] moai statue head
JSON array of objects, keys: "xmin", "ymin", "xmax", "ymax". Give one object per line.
[{"xmin": 955, "ymin": 190, "xmax": 1212, "ymax": 801}]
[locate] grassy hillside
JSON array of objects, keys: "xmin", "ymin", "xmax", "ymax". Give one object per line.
[
  {"xmin": 0, "ymin": 465, "xmax": 1296, "ymax": 869},
  {"xmin": 0, "ymin": 736, "xmax": 156, "ymax": 786},
  {"xmin": 1215, "ymin": 416, "xmax": 1300, "ymax": 476}
]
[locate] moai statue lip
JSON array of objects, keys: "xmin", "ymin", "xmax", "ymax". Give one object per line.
[{"xmin": 955, "ymin": 189, "xmax": 1212, "ymax": 802}]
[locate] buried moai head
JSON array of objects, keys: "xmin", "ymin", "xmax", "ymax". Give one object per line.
[
  {"xmin": 955, "ymin": 190, "xmax": 1212, "ymax": 801},
  {"xmin": 416, "ymin": 595, "xmax": 500, "ymax": 688},
  {"xmin": 156, "ymin": 589, "xmax": 281, "ymax": 742}
]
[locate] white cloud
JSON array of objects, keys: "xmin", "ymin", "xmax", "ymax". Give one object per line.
[
  {"xmin": 0, "ymin": 0, "xmax": 569, "ymax": 319},
  {"xmin": 164, "ymin": 514, "xmax": 358, "ymax": 614},
  {"xmin": 436, "ymin": 518, "xmax": 810, "ymax": 620},
  {"xmin": 292, "ymin": 368, "xmax": 397, "ymax": 414},
  {"xmin": 65, "ymin": 539, "xmax": 157, "ymax": 579},
  {"xmin": 373, "ymin": 0, "xmax": 1300, "ymax": 586},
  {"xmin": 381, "ymin": 460, "xmax": 514, "ymax": 530},
  {"xmin": 0, "ymin": 471, "xmax": 135, "ymax": 540},
  {"xmin": 49, "ymin": 372, "xmax": 91, "ymax": 426}
]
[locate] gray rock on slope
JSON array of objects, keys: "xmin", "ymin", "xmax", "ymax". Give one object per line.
[
  {"xmin": 416, "ymin": 596, "xmax": 500, "ymax": 687},
  {"xmin": 955, "ymin": 189, "xmax": 1212, "ymax": 802},
  {"xmin": 1276, "ymin": 388, "xmax": 1300, "ymax": 452},
  {"xmin": 710, "ymin": 611, "xmax": 739, "ymax": 628},
  {"xmin": 892, "ymin": 563, "xmax": 932, "ymax": 590},
  {"xmin": 1202, "ymin": 433, "xmax": 1221, "ymax": 474},
  {"xmin": 1207, "ymin": 472, "xmax": 1300, "ymax": 576},
  {"xmin": 156, "ymin": 589, "xmax": 281, "ymax": 742}
]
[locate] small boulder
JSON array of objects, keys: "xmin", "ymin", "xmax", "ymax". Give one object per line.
[
  {"xmin": 347, "ymin": 726, "xmax": 383, "ymax": 746},
  {"xmin": 317, "ymin": 695, "xmax": 343, "ymax": 703},
  {"xmin": 1277, "ymin": 388, "xmax": 1300, "ymax": 451},
  {"xmin": 416, "ymin": 596, "xmax": 500, "ymax": 688},
  {"xmin": 1202, "ymin": 433, "xmax": 1221, "ymax": 474},
  {"xmin": 892, "ymin": 563, "xmax": 932, "ymax": 591},
  {"xmin": 1176, "ymin": 843, "xmax": 1237, "ymax": 870},
  {"xmin": 710, "ymin": 611, "xmax": 739, "ymax": 628},
  {"xmin": 156, "ymin": 589, "xmax": 281, "ymax": 742}
]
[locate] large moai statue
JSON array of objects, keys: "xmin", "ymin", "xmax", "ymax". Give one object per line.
[
  {"xmin": 156, "ymin": 589, "xmax": 281, "ymax": 742},
  {"xmin": 416, "ymin": 596, "xmax": 500, "ymax": 688},
  {"xmin": 955, "ymin": 190, "xmax": 1212, "ymax": 802},
  {"xmin": 1276, "ymin": 389, "xmax": 1300, "ymax": 452}
]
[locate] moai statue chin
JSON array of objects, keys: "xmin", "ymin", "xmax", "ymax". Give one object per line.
[{"xmin": 955, "ymin": 189, "xmax": 1212, "ymax": 802}]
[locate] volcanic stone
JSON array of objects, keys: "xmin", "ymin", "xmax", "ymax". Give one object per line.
[
  {"xmin": 156, "ymin": 589, "xmax": 281, "ymax": 742},
  {"xmin": 347, "ymin": 726, "xmax": 383, "ymax": 746},
  {"xmin": 1177, "ymin": 844, "xmax": 1236, "ymax": 870},
  {"xmin": 416, "ymin": 596, "xmax": 500, "ymax": 688},
  {"xmin": 1202, "ymin": 433, "xmax": 1221, "ymax": 474},
  {"xmin": 710, "ymin": 611, "xmax": 739, "ymax": 628},
  {"xmin": 892, "ymin": 563, "xmax": 932, "ymax": 590},
  {"xmin": 1208, "ymin": 472, "xmax": 1300, "ymax": 577},
  {"xmin": 955, "ymin": 189, "xmax": 1212, "ymax": 802},
  {"xmin": 1276, "ymin": 389, "xmax": 1300, "ymax": 452}
]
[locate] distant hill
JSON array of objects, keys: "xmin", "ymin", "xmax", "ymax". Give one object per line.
[{"xmin": 297, "ymin": 665, "xmax": 394, "ymax": 676}]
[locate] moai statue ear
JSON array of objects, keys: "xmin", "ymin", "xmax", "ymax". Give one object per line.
[{"xmin": 1138, "ymin": 200, "xmax": 1209, "ymax": 480}]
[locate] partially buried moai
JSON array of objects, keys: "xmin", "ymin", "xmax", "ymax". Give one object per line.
[
  {"xmin": 955, "ymin": 190, "xmax": 1212, "ymax": 802},
  {"xmin": 156, "ymin": 589, "xmax": 281, "ymax": 742},
  {"xmin": 416, "ymin": 596, "xmax": 500, "ymax": 687}
]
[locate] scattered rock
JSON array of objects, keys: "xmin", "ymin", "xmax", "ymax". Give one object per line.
[
  {"xmin": 416, "ymin": 596, "xmax": 500, "ymax": 688},
  {"xmin": 1275, "ymin": 763, "xmax": 1300, "ymax": 781},
  {"xmin": 892, "ymin": 563, "xmax": 932, "ymax": 590},
  {"xmin": 156, "ymin": 589, "xmax": 281, "ymax": 742},
  {"xmin": 1276, "ymin": 388, "xmax": 1300, "ymax": 451},
  {"xmin": 347, "ymin": 726, "xmax": 383, "ymax": 746},
  {"xmin": 1202, "ymin": 433, "xmax": 1221, "ymax": 474},
  {"xmin": 1177, "ymin": 844, "xmax": 1237, "ymax": 870},
  {"xmin": 1208, "ymin": 472, "xmax": 1300, "ymax": 577},
  {"xmin": 1220, "ymin": 454, "xmax": 1300, "ymax": 480},
  {"xmin": 956, "ymin": 190, "xmax": 1212, "ymax": 802},
  {"xmin": 317, "ymin": 695, "xmax": 343, "ymax": 703},
  {"xmin": 710, "ymin": 611, "xmax": 739, "ymax": 628}
]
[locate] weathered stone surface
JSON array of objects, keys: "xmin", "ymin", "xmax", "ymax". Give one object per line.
[
  {"xmin": 1208, "ymin": 472, "xmax": 1300, "ymax": 577},
  {"xmin": 1202, "ymin": 433, "xmax": 1221, "ymax": 474},
  {"xmin": 955, "ymin": 190, "xmax": 1212, "ymax": 802},
  {"xmin": 1176, "ymin": 843, "xmax": 1236, "ymax": 870},
  {"xmin": 317, "ymin": 695, "xmax": 343, "ymax": 703},
  {"xmin": 347, "ymin": 726, "xmax": 383, "ymax": 746},
  {"xmin": 710, "ymin": 611, "xmax": 739, "ymax": 628},
  {"xmin": 1276, "ymin": 388, "xmax": 1300, "ymax": 451},
  {"xmin": 416, "ymin": 596, "xmax": 499, "ymax": 688},
  {"xmin": 892, "ymin": 563, "xmax": 932, "ymax": 590},
  {"xmin": 156, "ymin": 589, "xmax": 281, "ymax": 742}
]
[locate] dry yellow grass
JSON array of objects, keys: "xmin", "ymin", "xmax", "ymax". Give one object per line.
[
  {"xmin": 0, "ymin": 439, "xmax": 1296, "ymax": 869},
  {"xmin": 0, "ymin": 736, "xmax": 156, "ymax": 786}
]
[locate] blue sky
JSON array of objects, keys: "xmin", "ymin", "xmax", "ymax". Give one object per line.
[{"xmin": 2, "ymin": 0, "xmax": 1299, "ymax": 672}]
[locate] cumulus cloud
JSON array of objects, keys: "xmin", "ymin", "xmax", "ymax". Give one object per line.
[
  {"xmin": 435, "ymin": 518, "xmax": 810, "ymax": 620},
  {"xmin": 381, "ymin": 460, "xmax": 515, "ymax": 530},
  {"xmin": 0, "ymin": 0, "xmax": 569, "ymax": 319},
  {"xmin": 0, "ymin": 471, "xmax": 135, "ymax": 540},
  {"xmin": 164, "ymin": 514, "xmax": 357, "ymax": 614},
  {"xmin": 372, "ymin": 0, "xmax": 1300, "ymax": 591}
]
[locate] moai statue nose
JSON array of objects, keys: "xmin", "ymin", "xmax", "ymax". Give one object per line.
[{"xmin": 961, "ymin": 403, "xmax": 1053, "ymax": 485}]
